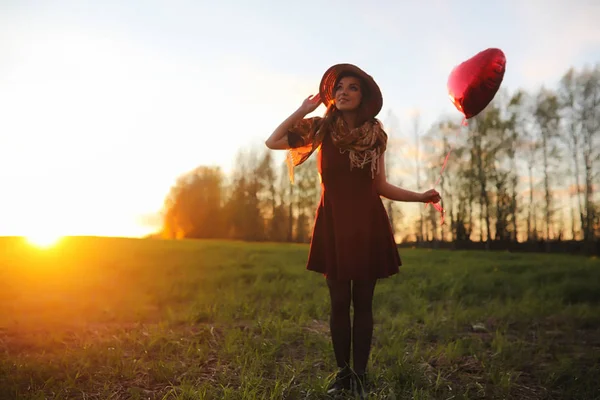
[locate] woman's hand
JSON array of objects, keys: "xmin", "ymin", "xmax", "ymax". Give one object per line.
[
  {"xmin": 420, "ymin": 189, "xmax": 441, "ymax": 203},
  {"xmin": 298, "ymin": 94, "xmax": 321, "ymax": 114},
  {"xmin": 265, "ymin": 96, "xmax": 319, "ymax": 150}
]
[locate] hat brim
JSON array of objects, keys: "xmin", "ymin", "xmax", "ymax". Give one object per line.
[{"xmin": 319, "ymin": 64, "xmax": 383, "ymax": 119}]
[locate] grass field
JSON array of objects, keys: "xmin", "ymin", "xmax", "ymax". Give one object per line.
[{"xmin": 1, "ymin": 236, "xmax": 599, "ymax": 399}]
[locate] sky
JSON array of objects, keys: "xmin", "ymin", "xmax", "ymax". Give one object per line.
[{"xmin": 1, "ymin": 0, "xmax": 599, "ymax": 238}]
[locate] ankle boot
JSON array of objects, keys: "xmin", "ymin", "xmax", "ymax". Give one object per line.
[
  {"xmin": 326, "ymin": 366, "xmax": 352, "ymax": 394},
  {"xmin": 353, "ymin": 372, "xmax": 369, "ymax": 398}
]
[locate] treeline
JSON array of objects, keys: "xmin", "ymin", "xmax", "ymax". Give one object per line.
[
  {"xmin": 160, "ymin": 151, "xmax": 321, "ymax": 244},
  {"xmin": 157, "ymin": 64, "xmax": 600, "ymax": 254}
]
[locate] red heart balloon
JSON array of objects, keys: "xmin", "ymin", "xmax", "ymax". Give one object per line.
[{"xmin": 447, "ymin": 48, "xmax": 506, "ymax": 119}]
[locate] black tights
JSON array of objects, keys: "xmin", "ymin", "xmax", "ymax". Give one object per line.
[{"xmin": 326, "ymin": 278, "xmax": 377, "ymax": 375}]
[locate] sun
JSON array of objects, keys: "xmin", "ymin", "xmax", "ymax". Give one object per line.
[{"xmin": 25, "ymin": 233, "xmax": 63, "ymax": 249}]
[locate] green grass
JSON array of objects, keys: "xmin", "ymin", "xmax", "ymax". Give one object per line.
[{"xmin": 1, "ymin": 236, "xmax": 599, "ymax": 399}]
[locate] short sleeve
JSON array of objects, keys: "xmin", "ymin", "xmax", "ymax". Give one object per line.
[
  {"xmin": 287, "ymin": 117, "xmax": 323, "ymax": 149},
  {"xmin": 288, "ymin": 131, "xmax": 305, "ymax": 148}
]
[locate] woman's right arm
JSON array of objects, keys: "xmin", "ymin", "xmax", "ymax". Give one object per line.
[{"xmin": 265, "ymin": 94, "xmax": 321, "ymax": 150}]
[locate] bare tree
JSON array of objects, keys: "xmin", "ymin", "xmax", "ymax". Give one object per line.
[
  {"xmin": 412, "ymin": 112, "xmax": 424, "ymax": 242},
  {"xmin": 382, "ymin": 109, "xmax": 403, "ymax": 237},
  {"xmin": 534, "ymin": 87, "xmax": 561, "ymax": 246},
  {"xmin": 558, "ymin": 68, "xmax": 585, "ymax": 240},
  {"xmin": 505, "ymin": 90, "xmax": 527, "ymax": 242},
  {"xmin": 293, "ymin": 157, "xmax": 320, "ymax": 243},
  {"xmin": 579, "ymin": 66, "xmax": 600, "ymax": 247}
]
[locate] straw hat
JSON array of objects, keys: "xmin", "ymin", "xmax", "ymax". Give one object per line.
[{"xmin": 319, "ymin": 63, "xmax": 383, "ymax": 119}]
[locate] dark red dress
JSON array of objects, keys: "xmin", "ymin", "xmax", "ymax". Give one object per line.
[{"xmin": 288, "ymin": 121, "xmax": 401, "ymax": 281}]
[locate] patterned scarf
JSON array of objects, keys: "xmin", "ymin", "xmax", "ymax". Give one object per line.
[{"xmin": 286, "ymin": 114, "xmax": 388, "ymax": 183}]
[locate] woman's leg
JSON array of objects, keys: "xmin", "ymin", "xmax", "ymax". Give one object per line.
[
  {"xmin": 351, "ymin": 279, "xmax": 377, "ymax": 375},
  {"xmin": 326, "ymin": 278, "xmax": 352, "ymax": 369}
]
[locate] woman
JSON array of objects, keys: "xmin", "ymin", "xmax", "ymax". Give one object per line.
[{"xmin": 265, "ymin": 64, "xmax": 441, "ymax": 397}]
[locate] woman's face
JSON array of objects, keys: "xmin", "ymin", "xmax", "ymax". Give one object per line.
[{"xmin": 334, "ymin": 76, "xmax": 362, "ymax": 112}]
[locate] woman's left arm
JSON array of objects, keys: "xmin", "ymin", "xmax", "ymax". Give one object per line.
[{"xmin": 375, "ymin": 153, "xmax": 441, "ymax": 203}]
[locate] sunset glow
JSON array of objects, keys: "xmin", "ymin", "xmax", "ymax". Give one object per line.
[
  {"xmin": 25, "ymin": 233, "xmax": 63, "ymax": 249},
  {"xmin": 1, "ymin": 2, "xmax": 597, "ymax": 240}
]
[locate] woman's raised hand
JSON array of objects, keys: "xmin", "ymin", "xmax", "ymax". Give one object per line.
[{"xmin": 298, "ymin": 93, "xmax": 322, "ymax": 114}]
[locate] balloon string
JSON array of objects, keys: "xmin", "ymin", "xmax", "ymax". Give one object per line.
[
  {"xmin": 433, "ymin": 147, "xmax": 452, "ymax": 187},
  {"xmin": 425, "ymin": 116, "xmax": 468, "ymax": 226}
]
